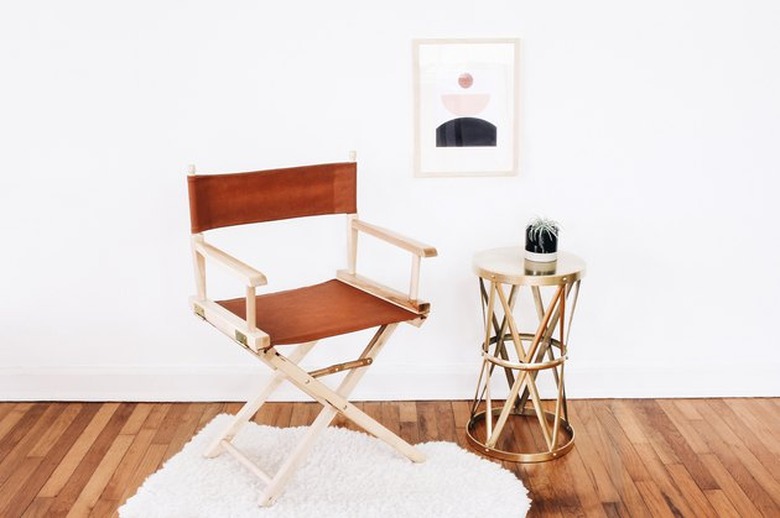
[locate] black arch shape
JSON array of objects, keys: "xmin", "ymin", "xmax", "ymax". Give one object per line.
[{"xmin": 436, "ymin": 117, "xmax": 497, "ymax": 147}]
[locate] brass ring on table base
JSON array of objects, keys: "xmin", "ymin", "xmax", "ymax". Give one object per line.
[{"xmin": 466, "ymin": 407, "xmax": 575, "ymax": 462}]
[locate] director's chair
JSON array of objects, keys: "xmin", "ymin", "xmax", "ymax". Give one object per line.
[{"xmin": 186, "ymin": 157, "xmax": 437, "ymax": 506}]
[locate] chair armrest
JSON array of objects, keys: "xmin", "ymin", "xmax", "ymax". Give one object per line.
[
  {"xmin": 352, "ymin": 219, "xmax": 437, "ymax": 258},
  {"xmin": 336, "ymin": 270, "xmax": 430, "ymax": 316},
  {"xmin": 190, "ymin": 297, "xmax": 271, "ymax": 352},
  {"xmin": 193, "ymin": 239, "xmax": 268, "ymax": 287}
]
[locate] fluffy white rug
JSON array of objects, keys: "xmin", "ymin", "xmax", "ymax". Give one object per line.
[{"xmin": 120, "ymin": 414, "xmax": 530, "ymax": 517}]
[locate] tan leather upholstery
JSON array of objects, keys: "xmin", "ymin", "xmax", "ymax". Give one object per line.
[
  {"xmin": 217, "ymin": 280, "xmax": 417, "ymax": 346},
  {"xmin": 188, "ymin": 162, "xmax": 357, "ymax": 233}
]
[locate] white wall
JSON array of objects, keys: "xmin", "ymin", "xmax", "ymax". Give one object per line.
[{"xmin": 2, "ymin": 0, "xmax": 779, "ymax": 401}]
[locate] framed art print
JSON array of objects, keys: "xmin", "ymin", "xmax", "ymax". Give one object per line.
[{"xmin": 413, "ymin": 38, "xmax": 520, "ymax": 177}]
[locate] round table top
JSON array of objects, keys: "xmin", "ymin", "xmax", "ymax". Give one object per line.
[{"xmin": 473, "ymin": 247, "xmax": 586, "ymax": 286}]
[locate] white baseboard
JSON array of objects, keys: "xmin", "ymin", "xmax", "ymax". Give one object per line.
[
  {"xmin": 1, "ymin": 362, "xmax": 777, "ymax": 401},
  {"xmin": 566, "ymin": 362, "xmax": 780, "ymax": 398},
  {"xmin": 0, "ymin": 364, "xmax": 477, "ymax": 402}
]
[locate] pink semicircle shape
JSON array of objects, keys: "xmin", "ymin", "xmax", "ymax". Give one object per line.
[{"xmin": 441, "ymin": 93, "xmax": 491, "ymax": 116}]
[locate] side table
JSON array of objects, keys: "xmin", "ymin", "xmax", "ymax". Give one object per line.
[{"xmin": 467, "ymin": 247, "xmax": 585, "ymax": 462}]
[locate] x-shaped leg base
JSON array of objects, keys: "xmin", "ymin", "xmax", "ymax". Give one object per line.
[
  {"xmin": 203, "ymin": 324, "xmax": 424, "ymax": 507},
  {"xmin": 467, "ymin": 278, "xmax": 580, "ymax": 462}
]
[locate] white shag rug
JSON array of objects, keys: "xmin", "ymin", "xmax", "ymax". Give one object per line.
[{"xmin": 120, "ymin": 414, "xmax": 530, "ymax": 517}]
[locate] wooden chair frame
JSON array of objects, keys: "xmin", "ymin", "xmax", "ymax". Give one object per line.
[{"xmin": 187, "ymin": 160, "xmax": 437, "ymax": 506}]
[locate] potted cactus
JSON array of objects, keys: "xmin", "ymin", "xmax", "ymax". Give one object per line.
[{"xmin": 524, "ymin": 217, "xmax": 559, "ymax": 262}]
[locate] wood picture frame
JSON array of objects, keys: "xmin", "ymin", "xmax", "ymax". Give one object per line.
[{"xmin": 413, "ymin": 38, "xmax": 521, "ymax": 177}]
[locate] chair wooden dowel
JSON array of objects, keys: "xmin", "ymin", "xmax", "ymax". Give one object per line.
[
  {"xmin": 308, "ymin": 358, "xmax": 373, "ymax": 378},
  {"xmin": 221, "ymin": 440, "xmax": 273, "ymax": 485},
  {"xmin": 410, "ymin": 254, "xmax": 421, "ymax": 301},
  {"xmin": 245, "ymin": 286, "xmax": 256, "ymax": 331},
  {"xmin": 347, "ymin": 214, "xmax": 358, "ymax": 274}
]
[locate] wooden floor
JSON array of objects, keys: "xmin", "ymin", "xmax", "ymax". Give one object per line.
[{"xmin": 0, "ymin": 399, "xmax": 779, "ymax": 517}]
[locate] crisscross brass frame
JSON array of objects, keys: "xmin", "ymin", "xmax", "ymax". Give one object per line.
[{"xmin": 467, "ymin": 249, "xmax": 584, "ymax": 462}]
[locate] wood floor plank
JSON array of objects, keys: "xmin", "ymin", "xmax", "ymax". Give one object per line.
[
  {"xmin": 704, "ymin": 489, "xmax": 742, "ymax": 518},
  {"xmin": 288, "ymin": 401, "xmax": 314, "ymax": 427},
  {"xmin": 46, "ymin": 403, "xmax": 136, "ymax": 515},
  {"xmin": 150, "ymin": 403, "xmax": 188, "ymax": 445},
  {"xmin": 20, "ymin": 497, "xmax": 54, "ymax": 518},
  {"xmin": 26, "ymin": 403, "xmax": 83, "ymax": 458},
  {"xmin": 161, "ymin": 403, "xmax": 207, "ymax": 462},
  {"xmin": 434, "ymin": 401, "xmax": 457, "ymax": 442},
  {"xmin": 198, "ymin": 402, "xmax": 227, "ymax": 428},
  {"xmin": 725, "ymin": 398, "xmax": 780, "ymax": 456},
  {"xmin": 0, "ymin": 398, "xmax": 777, "ymax": 517},
  {"xmin": 519, "ymin": 462, "xmax": 565, "ymax": 518},
  {"xmin": 254, "ymin": 400, "xmax": 277, "ymax": 425},
  {"xmin": 399, "ymin": 420, "xmax": 420, "ymax": 446},
  {"xmin": 665, "ymin": 463, "xmax": 718, "ymax": 516},
  {"xmin": 631, "ymin": 444, "xmax": 698, "ymax": 517},
  {"xmin": 398, "ymin": 401, "xmax": 417, "ymax": 423},
  {"xmin": 633, "ymin": 480, "xmax": 677, "ymax": 518},
  {"xmin": 593, "ymin": 401, "xmax": 652, "ymax": 483},
  {"xmin": 611, "ymin": 399, "xmax": 649, "ymax": 446},
  {"xmin": 558, "ymin": 447, "xmax": 608, "ymax": 518},
  {"xmin": 118, "ymin": 403, "xmax": 153, "ymax": 436},
  {"xmin": 759, "ymin": 398, "xmax": 780, "ymax": 427},
  {"xmin": 633, "ymin": 399, "xmax": 717, "ymax": 490},
  {"xmin": 451, "ymin": 401, "xmax": 471, "ymax": 450},
  {"xmin": 224, "ymin": 402, "xmax": 243, "ymax": 415},
  {"xmin": 37, "ymin": 403, "xmax": 120, "ymax": 498},
  {"xmin": 98, "ymin": 428, "xmax": 157, "ymax": 502},
  {"xmin": 0, "ymin": 457, "xmax": 43, "ymax": 517},
  {"xmin": 708, "ymin": 399, "xmax": 780, "ymax": 485},
  {"xmin": 696, "ymin": 401, "xmax": 780, "ymax": 510},
  {"xmin": 573, "ymin": 400, "xmax": 652, "ymax": 517},
  {"xmin": 139, "ymin": 403, "xmax": 171, "ymax": 432},
  {"xmin": 0, "ymin": 403, "xmax": 17, "ymax": 426},
  {"xmin": 694, "ymin": 423, "xmax": 771, "ymax": 517},
  {"xmin": 697, "ymin": 452, "xmax": 763, "ymax": 517},
  {"xmin": 362, "ymin": 401, "xmax": 382, "ymax": 428},
  {"xmin": 271, "ymin": 400, "xmax": 293, "ymax": 428},
  {"xmin": 566, "ymin": 400, "xmax": 622, "ymax": 505},
  {"xmin": 89, "ymin": 497, "xmax": 119, "ymax": 518},
  {"xmin": 450, "ymin": 400, "xmax": 471, "ymax": 429},
  {"xmin": 542, "ymin": 453, "xmax": 589, "ymax": 517},
  {"xmin": 115, "ymin": 443, "xmax": 169, "ymax": 511},
  {"xmin": 0, "ymin": 403, "xmax": 100, "ymax": 516},
  {"xmin": 380, "ymin": 401, "xmax": 401, "ymax": 436},
  {"xmin": 65, "ymin": 434, "xmax": 134, "ymax": 517},
  {"xmin": 0, "ymin": 403, "xmax": 60, "ymax": 486},
  {"xmin": 613, "ymin": 401, "xmax": 706, "ymax": 517},
  {"xmin": 416, "ymin": 401, "xmax": 440, "ymax": 442},
  {"xmin": 656, "ymin": 399, "xmax": 710, "ymax": 455},
  {"xmin": 0, "ymin": 403, "xmax": 35, "ymax": 446},
  {"xmin": 671, "ymin": 398, "xmax": 703, "ymax": 420}
]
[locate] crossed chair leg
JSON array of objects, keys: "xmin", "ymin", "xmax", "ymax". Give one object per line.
[{"xmin": 203, "ymin": 323, "xmax": 425, "ymax": 507}]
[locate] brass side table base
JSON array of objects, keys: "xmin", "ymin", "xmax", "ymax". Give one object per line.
[
  {"xmin": 469, "ymin": 248, "xmax": 585, "ymax": 463},
  {"xmin": 466, "ymin": 408, "xmax": 575, "ymax": 462}
]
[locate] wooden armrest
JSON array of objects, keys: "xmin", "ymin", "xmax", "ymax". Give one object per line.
[
  {"xmin": 190, "ymin": 297, "xmax": 271, "ymax": 352},
  {"xmin": 336, "ymin": 270, "xmax": 430, "ymax": 315},
  {"xmin": 352, "ymin": 219, "xmax": 437, "ymax": 258},
  {"xmin": 193, "ymin": 239, "xmax": 268, "ymax": 287}
]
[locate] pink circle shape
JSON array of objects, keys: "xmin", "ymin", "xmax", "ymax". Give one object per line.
[{"xmin": 458, "ymin": 73, "xmax": 474, "ymax": 89}]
